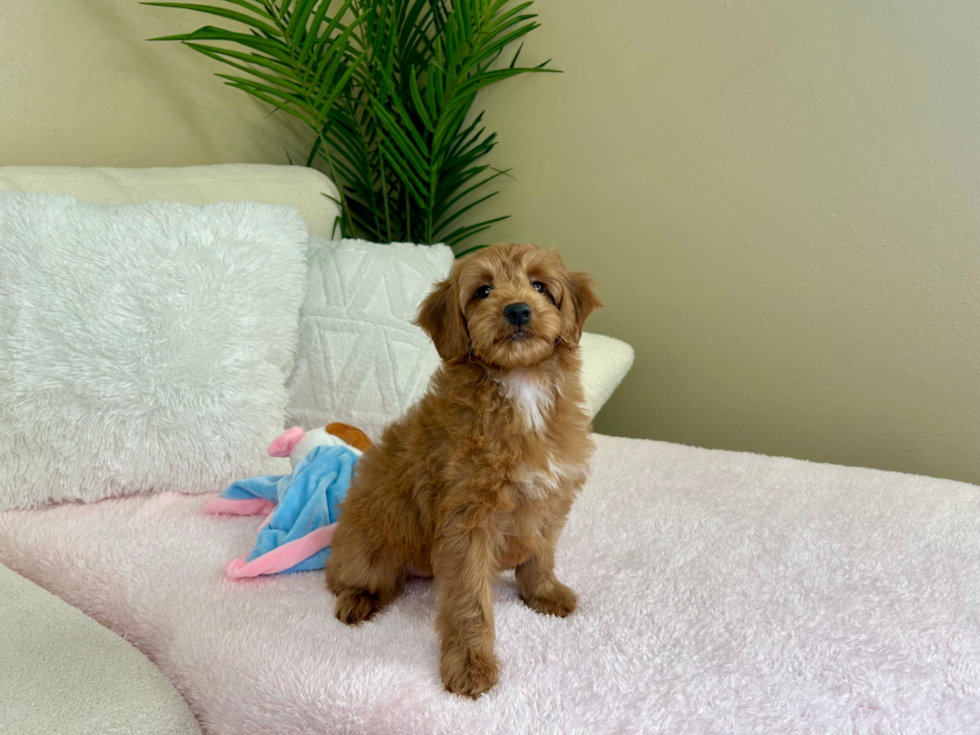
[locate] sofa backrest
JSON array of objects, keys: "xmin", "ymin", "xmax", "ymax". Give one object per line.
[{"xmin": 0, "ymin": 164, "xmax": 341, "ymax": 239}]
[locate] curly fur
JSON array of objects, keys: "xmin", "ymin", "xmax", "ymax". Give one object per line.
[{"xmin": 326, "ymin": 242, "xmax": 601, "ymax": 698}]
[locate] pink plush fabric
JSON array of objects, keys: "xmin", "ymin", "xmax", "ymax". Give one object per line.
[
  {"xmin": 205, "ymin": 495, "xmax": 336, "ymax": 579},
  {"xmin": 1, "ymin": 434, "xmax": 979, "ymax": 734},
  {"xmin": 224, "ymin": 524, "xmax": 338, "ymax": 579},
  {"xmin": 267, "ymin": 426, "xmax": 306, "ymax": 458},
  {"xmin": 202, "ymin": 497, "xmax": 276, "ymax": 517}
]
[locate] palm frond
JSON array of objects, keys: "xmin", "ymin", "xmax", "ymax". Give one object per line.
[{"xmin": 145, "ymin": 0, "xmax": 558, "ymax": 251}]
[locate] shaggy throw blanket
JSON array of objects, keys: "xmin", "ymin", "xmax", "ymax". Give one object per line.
[{"xmin": 0, "ymin": 435, "xmax": 978, "ymax": 734}]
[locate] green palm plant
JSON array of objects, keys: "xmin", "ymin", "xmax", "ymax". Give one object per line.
[{"xmin": 144, "ymin": 0, "xmax": 557, "ymax": 254}]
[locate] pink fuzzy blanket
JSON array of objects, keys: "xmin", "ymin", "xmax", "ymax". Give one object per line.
[{"xmin": 1, "ymin": 434, "xmax": 979, "ymax": 734}]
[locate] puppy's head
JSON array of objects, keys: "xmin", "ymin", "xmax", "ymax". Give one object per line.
[{"xmin": 415, "ymin": 242, "xmax": 601, "ymax": 369}]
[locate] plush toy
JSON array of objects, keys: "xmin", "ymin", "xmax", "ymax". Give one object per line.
[
  {"xmin": 267, "ymin": 423, "xmax": 373, "ymax": 469},
  {"xmin": 203, "ymin": 424, "xmax": 372, "ymax": 579}
]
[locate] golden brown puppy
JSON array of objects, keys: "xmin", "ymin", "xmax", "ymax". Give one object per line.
[{"xmin": 326, "ymin": 242, "xmax": 601, "ymax": 698}]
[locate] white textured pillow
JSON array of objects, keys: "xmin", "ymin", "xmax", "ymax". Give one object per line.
[
  {"xmin": 285, "ymin": 238, "xmax": 454, "ymax": 439},
  {"xmin": 0, "ymin": 193, "xmax": 308, "ymax": 510},
  {"xmin": 284, "ymin": 238, "xmax": 635, "ymax": 437}
]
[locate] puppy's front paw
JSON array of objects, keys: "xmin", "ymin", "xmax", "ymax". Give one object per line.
[
  {"xmin": 334, "ymin": 589, "xmax": 380, "ymax": 625},
  {"xmin": 441, "ymin": 645, "xmax": 499, "ymax": 699},
  {"xmin": 522, "ymin": 582, "xmax": 577, "ymax": 617}
]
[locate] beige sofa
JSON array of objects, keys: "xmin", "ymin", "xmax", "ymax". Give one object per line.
[{"xmin": 0, "ymin": 562, "xmax": 200, "ymax": 734}]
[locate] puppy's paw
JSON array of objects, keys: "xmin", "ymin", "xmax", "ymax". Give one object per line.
[
  {"xmin": 521, "ymin": 582, "xmax": 577, "ymax": 617},
  {"xmin": 441, "ymin": 645, "xmax": 499, "ymax": 699},
  {"xmin": 334, "ymin": 589, "xmax": 380, "ymax": 625}
]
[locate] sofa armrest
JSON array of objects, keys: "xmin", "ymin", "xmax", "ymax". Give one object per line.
[
  {"xmin": 0, "ymin": 563, "xmax": 201, "ymax": 735},
  {"xmin": 579, "ymin": 332, "xmax": 634, "ymax": 418}
]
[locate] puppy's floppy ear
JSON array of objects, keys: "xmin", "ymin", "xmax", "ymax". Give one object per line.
[
  {"xmin": 414, "ymin": 276, "xmax": 470, "ymax": 363},
  {"xmin": 559, "ymin": 270, "xmax": 602, "ymax": 345}
]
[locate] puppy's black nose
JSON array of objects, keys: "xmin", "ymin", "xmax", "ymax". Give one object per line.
[{"xmin": 504, "ymin": 302, "xmax": 531, "ymax": 326}]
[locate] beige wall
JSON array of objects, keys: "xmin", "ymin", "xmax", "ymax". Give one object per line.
[
  {"xmin": 3, "ymin": 1, "xmax": 979, "ymax": 483},
  {"xmin": 0, "ymin": 1, "xmax": 311, "ymax": 167},
  {"xmin": 466, "ymin": 0, "xmax": 980, "ymax": 485}
]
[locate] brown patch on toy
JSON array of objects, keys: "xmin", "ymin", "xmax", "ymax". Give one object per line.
[{"xmin": 325, "ymin": 423, "xmax": 373, "ymax": 452}]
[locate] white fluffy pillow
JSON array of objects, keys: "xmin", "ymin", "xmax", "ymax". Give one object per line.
[
  {"xmin": 285, "ymin": 238, "xmax": 454, "ymax": 439},
  {"xmin": 0, "ymin": 193, "xmax": 308, "ymax": 510}
]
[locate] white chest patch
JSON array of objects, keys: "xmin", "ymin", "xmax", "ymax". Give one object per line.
[
  {"xmin": 497, "ymin": 370, "xmax": 554, "ymax": 433},
  {"xmin": 514, "ymin": 459, "xmax": 588, "ymax": 499}
]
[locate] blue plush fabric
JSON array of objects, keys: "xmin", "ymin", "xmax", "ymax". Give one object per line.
[{"xmin": 219, "ymin": 445, "xmax": 357, "ymax": 574}]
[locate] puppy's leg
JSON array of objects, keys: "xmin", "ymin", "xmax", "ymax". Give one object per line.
[
  {"xmin": 516, "ymin": 515, "xmax": 577, "ymax": 618},
  {"xmin": 327, "ymin": 524, "xmax": 404, "ymax": 625},
  {"xmin": 432, "ymin": 506, "xmax": 500, "ymax": 699}
]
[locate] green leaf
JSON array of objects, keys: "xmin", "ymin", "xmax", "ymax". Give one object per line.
[
  {"xmin": 454, "ymin": 243, "xmax": 488, "ymax": 258},
  {"xmin": 439, "ymin": 167, "xmax": 511, "ymax": 214},
  {"xmin": 369, "ymin": 100, "xmax": 430, "ymax": 175},
  {"xmin": 185, "ymin": 43, "xmax": 300, "ymax": 86},
  {"xmin": 285, "ymin": 0, "xmax": 317, "ymax": 45},
  {"xmin": 150, "ymin": 27, "xmax": 288, "ymax": 60},
  {"xmin": 432, "ymin": 190, "xmax": 500, "ymax": 239},
  {"xmin": 215, "ymin": 73, "xmax": 307, "ymax": 108},
  {"xmin": 310, "ymin": 18, "xmax": 367, "ymax": 109},
  {"xmin": 299, "ymin": 0, "xmax": 351, "ymax": 65},
  {"xmin": 141, "ymin": 3, "xmax": 283, "ymax": 37},
  {"xmin": 305, "ymin": 135, "xmax": 322, "ymax": 167},
  {"xmin": 219, "ymin": 0, "xmax": 278, "ymax": 21},
  {"xmin": 443, "ymin": 216, "xmax": 509, "ymax": 247},
  {"xmin": 222, "ymin": 81, "xmax": 315, "ymax": 126},
  {"xmin": 408, "ymin": 69, "xmax": 433, "ymax": 132}
]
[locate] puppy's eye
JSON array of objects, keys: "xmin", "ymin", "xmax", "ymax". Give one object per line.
[
  {"xmin": 475, "ymin": 285, "xmax": 492, "ymax": 299},
  {"xmin": 532, "ymin": 281, "xmax": 547, "ymax": 295}
]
